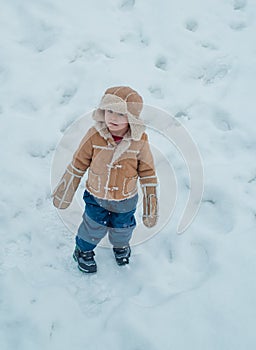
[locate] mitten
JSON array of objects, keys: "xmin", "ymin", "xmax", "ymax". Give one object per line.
[
  {"xmin": 142, "ymin": 184, "xmax": 158, "ymax": 228},
  {"xmin": 52, "ymin": 163, "xmax": 85, "ymax": 209}
]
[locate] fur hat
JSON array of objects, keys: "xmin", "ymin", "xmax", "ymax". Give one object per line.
[{"xmin": 92, "ymin": 86, "xmax": 145, "ymax": 140}]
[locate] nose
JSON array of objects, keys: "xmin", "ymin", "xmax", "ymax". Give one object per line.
[
  {"xmin": 110, "ymin": 113, "xmax": 119, "ymax": 122},
  {"xmin": 112, "ymin": 112, "xmax": 119, "ymax": 118}
]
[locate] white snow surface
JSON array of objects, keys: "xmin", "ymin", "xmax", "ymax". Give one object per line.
[{"xmin": 1, "ymin": 0, "xmax": 256, "ymax": 349}]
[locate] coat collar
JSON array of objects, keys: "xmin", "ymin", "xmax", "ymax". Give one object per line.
[{"xmin": 94, "ymin": 121, "xmax": 136, "ymax": 164}]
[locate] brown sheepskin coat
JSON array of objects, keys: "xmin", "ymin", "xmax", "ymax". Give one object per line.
[{"xmin": 73, "ymin": 124, "xmax": 157, "ymax": 201}]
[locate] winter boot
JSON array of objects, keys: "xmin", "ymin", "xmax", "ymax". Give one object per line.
[
  {"xmin": 73, "ymin": 245, "xmax": 97, "ymax": 273},
  {"xmin": 113, "ymin": 246, "xmax": 131, "ymax": 266}
]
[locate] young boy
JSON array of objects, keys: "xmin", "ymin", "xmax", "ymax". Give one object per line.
[{"xmin": 52, "ymin": 86, "xmax": 158, "ymax": 273}]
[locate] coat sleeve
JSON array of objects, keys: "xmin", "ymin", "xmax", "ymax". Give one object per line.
[
  {"xmin": 138, "ymin": 133, "xmax": 159, "ymax": 227},
  {"xmin": 52, "ymin": 128, "xmax": 94, "ymax": 209},
  {"xmin": 71, "ymin": 127, "xmax": 94, "ymax": 171},
  {"xmin": 138, "ymin": 133, "xmax": 158, "ymax": 186}
]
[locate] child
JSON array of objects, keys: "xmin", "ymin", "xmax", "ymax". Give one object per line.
[{"xmin": 52, "ymin": 86, "xmax": 158, "ymax": 273}]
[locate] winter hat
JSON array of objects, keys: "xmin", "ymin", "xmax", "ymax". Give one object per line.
[{"xmin": 92, "ymin": 86, "xmax": 145, "ymax": 140}]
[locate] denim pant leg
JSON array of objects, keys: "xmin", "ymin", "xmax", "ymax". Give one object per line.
[
  {"xmin": 77, "ymin": 192, "xmax": 110, "ymax": 246},
  {"xmin": 108, "ymin": 208, "xmax": 137, "ymax": 248},
  {"xmin": 77, "ymin": 212, "xmax": 109, "ymax": 246},
  {"xmin": 77, "ymin": 190, "xmax": 138, "ymax": 248}
]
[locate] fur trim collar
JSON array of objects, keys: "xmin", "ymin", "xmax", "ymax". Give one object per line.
[{"xmin": 93, "ymin": 121, "xmax": 137, "ymax": 164}]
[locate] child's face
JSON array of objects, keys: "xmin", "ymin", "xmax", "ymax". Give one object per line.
[{"xmin": 105, "ymin": 109, "xmax": 129, "ymax": 136}]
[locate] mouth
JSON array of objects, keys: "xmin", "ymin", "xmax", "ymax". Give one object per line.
[{"xmin": 109, "ymin": 122, "xmax": 118, "ymax": 127}]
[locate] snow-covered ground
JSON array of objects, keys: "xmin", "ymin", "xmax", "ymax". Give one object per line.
[{"xmin": 1, "ymin": 0, "xmax": 256, "ymax": 349}]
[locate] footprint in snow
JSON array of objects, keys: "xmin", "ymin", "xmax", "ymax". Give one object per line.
[
  {"xmin": 200, "ymin": 41, "xmax": 218, "ymax": 51},
  {"xmin": 196, "ymin": 59, "xmax": 231, "ymax": 85},
  {"xmin": 148, "ymin": 85, "xmax": 164, "ymax": 99},
  {"xmin": 28, "ymin": 142, "xmax": 55, "ymax": 158},
  {"xmin": 200, "ymin": 196, "xmax": 235, "ymax": 234},
  {"xmin": 120, "ymin": 32, "xmax": 149, "ymax": 47},
  {"xmin": 131, "ymin": 242, "xmax": 210, "ymax": 308},
  {"xmin": 120, "ymin": 0, "xmax": 135, "ymax": 11},
  {"xmin": 155, "ymin": 55, "xmax": 168, "ymax": 71},
  {"xmin": 185, "ymin": 19, "xmax": 198, "ymax": 32},
  {"xmin": 175, "ymin": 110, "xmax": 190, "ymax": 120},
  {"xmin": 60, "ymin": 87, "xmax": 78, "ymax": 105},
  {"xmin": 233, "ymin": 0, "xmax": 247, "ymax": 10},
  {"xmin": 229, "ymin": 21, "xmax": 247, "ymax": 31},
  {"xmin": 211, "ymin": 108, "xmax": 233, "ymax": 131},
  {"xmin": 230, "ymin": 0, "xmax": 247, "ymax": 31}
]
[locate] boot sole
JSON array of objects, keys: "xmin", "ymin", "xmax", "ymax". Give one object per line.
[
  {"xmin": 116, "ymin": 258, "xmax": 129, "ymax": 266},
  {"xmin": 115, "ymin": 254, "xmax": 130, "ymax": 266}
]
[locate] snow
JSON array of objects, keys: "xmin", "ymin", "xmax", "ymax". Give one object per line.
[{"xmin": 1, "ymin": 0, "xmax": 256, "ymax": 349}]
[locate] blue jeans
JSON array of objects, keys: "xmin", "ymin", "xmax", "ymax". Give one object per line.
[{"xmin": 76, "ymin": 190, "xmax": 138, "ymax": 250}]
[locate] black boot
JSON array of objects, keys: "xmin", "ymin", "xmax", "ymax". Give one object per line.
[
  {"xmin": 113, "ymin": 246, "xmax": 131, "ymax": 266},
  {"xmin": 73, "ymin": 245, "xmax": 97, "ymax": 273}
]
